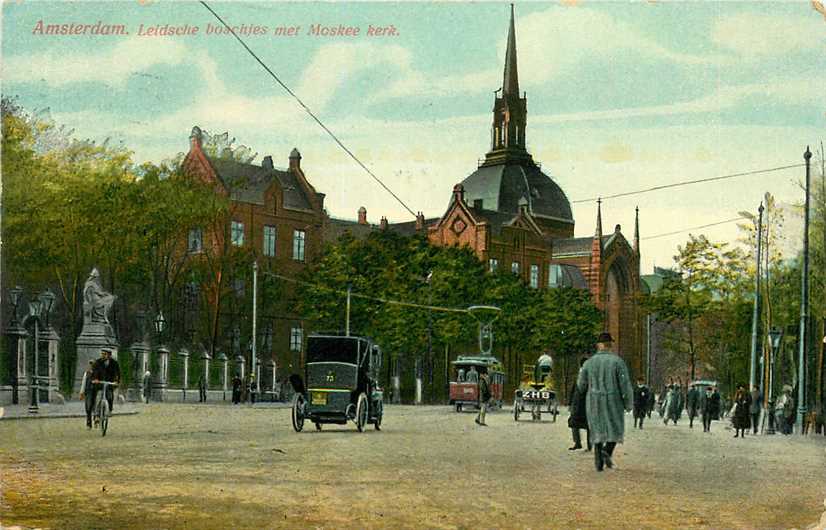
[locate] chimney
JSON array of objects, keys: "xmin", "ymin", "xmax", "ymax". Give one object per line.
[
  {"xmin": 289, "ymin": 148, "xmax": 301, "ymax": 171},
  {"xmin": 380, "ymin": 216, "xmax": 388, "ymax": 231},
  {"xmin": 473, "ymin": 199, "xmax": 484, "ymax": 210},
  {"xmin": 189, "ymin": 126, "xmax": 203, "ymax": 150},
  {"xmin": 262, "ymin": 155, "xmax": 273, "ymax": 170},
  {"xmin": 452, "ymin": 183, "xmax": 465, "ymax": 204},
  {"xmin": 358, "ymin": 206, "xmax": 368, "ymax": 225},
  {"xmin": 415, "ymin": 212, "xmax": 425, "ymax": 231}
]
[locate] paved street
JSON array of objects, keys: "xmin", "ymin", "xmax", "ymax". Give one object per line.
[{"xmin": 1, "ymin": 404, "xmax": 825, "ymax": 529}]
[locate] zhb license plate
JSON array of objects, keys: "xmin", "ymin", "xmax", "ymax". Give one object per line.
[
  {"xmin": 524, "ymin": 391, "xmax": 551, "ymax": 400},
  {"xmin": 312, "ymin": 392, "xmax": 327, "ymax": 405}
]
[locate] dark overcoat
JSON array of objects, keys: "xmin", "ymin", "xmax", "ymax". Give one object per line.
[
  {"xmin": 702, "ymin": 391, "xmax": 720, "ymax": 420},
  {"xmin": 567, "ymin": 380, "xmax": 588, "ymax": 430},
  {"xmin": 633, "ymin": 385, "xmax": 650, "ymax": 418},
  {"xmin": 733, "ymin": 391, "xmax": 751, "ymax": 429},
  {"xmin": 577, "ymin": 350, "xmax": 633, "ymax": 444}
]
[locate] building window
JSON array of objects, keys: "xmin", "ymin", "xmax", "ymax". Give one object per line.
[
  {"xmin": 488, "ymin": 258, "xmax": 499, "ymax": 272},
  {"xmin": 530, "ymin": 264, "xmax": 539, "ymax": 289},
  {"xmin": 188, "ymin": 228, "xmax": 203, "ymax": 253},
  {"xmin": 263, "ymin": 225, "xmax": 276, "ymax": 257},
  {"xmin": 290, "ymin": 326, "xmax": 303, "ymax": 352},
  {"xmin": 511, "ymin": 261, "xmax": 520, "ymax": 275},
  {"xmin": 292, "ymin": 229, "xmax": 306, "ymax": 262},
  {"xmin": 231, "ymin": 221, "xmax": 244, "ymax": 246},
  {"xmin": 548, "ymin": 264, "xmax": 562, "ymax": 287}
]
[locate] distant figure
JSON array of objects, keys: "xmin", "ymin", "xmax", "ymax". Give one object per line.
[
  {"xmin": 79, "ymin": 360, "xmax": 95, "ymax": 429},
  {"xmin": 231, "ymin": 374, "xmax": 242, "ymax": 405},
  {"xmin": 633, "ymin": 378, "xmax": 650, "ymax": 429},
  {"xmin": 142, "ymin": 370, "xmax": 152, "ymax": 404},
  {"xmin": 701, "ymin": 386, "xmax": 721, "ymax": 432},
  {"xmin": 475, "ymin": 371, "xmax": 491, "ymax": 427},
  {"xmin": 577, "ymin": 332, "xmax": 633, "ymax": 472},
  {"xmin": 732, "ymin": 383, "xmax": 751, "ymax": 438},
  {"xmin": 646, "ymin": 388, "xmax": 655, "ymax": 418},
  {"xmin": 686, "ymin": 384, "xmax": 700, "ymax": 429},
  {"xmin": 198, "ymin": 376, "xmax": 207, "ymax": 403},
  {"xmin": 466, "ymin": 365, "xmax": 479, "ymax": 383},
  {"xmin": 457, "ymin": 368, "xmax": 466, "ymax": 383},
  {"xmin": 568, "ymin": 357, "xmax": 591, "ymax": 451},
  {"xmin": 749, "ymin": 385, "xmax": 762, "ymax": 434},
  {"xmin": 248, "ymin": 375, "xmax": 256, "ymax": 404}
]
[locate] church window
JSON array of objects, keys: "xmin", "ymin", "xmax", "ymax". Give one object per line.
[
  {"xmin": 548, "ymin": 264, "xmax": 562, "ymax": 287},
  {"xmin": 231, "ymin": 221, "xmax": 244, "ymax": 246},
  {"xmin": 489, "ymin": 258, "xmax": 499, "ymax": 272},
  {"xmin": 511, "ymin": 261, "xmax": 520, "ymax": 275},
  {"xmin": 530, "ymin": 264, "xmax": 539, "ymax": 289},
  {"xmin": 188, "ymin": 228, "xmax": 203, "ymax": 253}
]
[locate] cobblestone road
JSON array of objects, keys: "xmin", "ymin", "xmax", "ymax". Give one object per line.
[{"xmin": 1, "ymin": 404, "xmax": 824, "ymax": 529}]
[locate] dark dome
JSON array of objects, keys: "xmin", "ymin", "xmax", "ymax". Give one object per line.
[{"xmin": 459, "ymin": 162, "xmax": 573, "ymax": 222}]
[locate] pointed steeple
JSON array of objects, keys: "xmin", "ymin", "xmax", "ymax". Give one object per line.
[
  {"xmin": 482, "ymin": 4, "xmax": 531, "ymax": 167},
  {"xmin": 633, "ymin": 206, "xmax": 640, "ymax": 255},
  {"xmin": 503, "ymin": 4, "xmax": 519, "ymax": 96},
  {"xmin": 589, "ymin": 198, "xmax": 604, "ymax": 306},
  {"xmin": 595, "ymin": 198, "xmax": 603, "ymax": 240}
]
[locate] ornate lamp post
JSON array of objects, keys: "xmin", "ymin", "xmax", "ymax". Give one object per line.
[
  {"xmin": 7, "ymin": 286, "xmax": 25, "ymax": 404},
  {"xmin": 27, "ymin": 296, "xmax": 44, "ymax": 413},
  {"xmin": 766, "ymin": 327, "xmax": 783, "ymax": 435},
  {"xmin": 154, "ymin": 311, "xmax": 168, "ymax": 402}
]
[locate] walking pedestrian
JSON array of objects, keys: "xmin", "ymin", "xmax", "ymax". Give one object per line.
[
  {"xmin": 664, "ymin": 384, "xmax": 681, "ymax": 425},
  {"xmin": 577, "ymin": 332, "xmax": 633, "ymax": 472},
  {"xmin": 732, "ymin": 383, "xmax": 751, "ymax": 438},
  {"xmin": 701, "ymin": 386, "xmax": 720, "ymax": 432},
  {"xmin": 568, "ymin": 357, "xmax": 591, "ymax": 451},
  {"xmin": 79, "ymin": 360, "xmax": 95, "ymax": 429},
  {"xmin": 646, "ymin": 389, "xmax": 655, "ymax": 419},
  {"xmin": 633, "ymin": 377, "xmax": 650, "ymax": 429},
  {"xmin": 231, "ymin": 374, "xmax": 242, "ymax": 405},
  {"xmin": 781, "ymin": 386, "xmax": 795, "ymax": 435},
  {"xmin": 198, "ymin": 376, "xmax": 207, "ymax": 403},
  {"xmin": 475, "ymin": 371, "xmax": 491, "ymax": 426},
  {"xmin": 749, "ymin": 385, "xmax": 762, "ymax": 434},
  {"xmin": 247, "ymin": 374, "xmax": 256, "ymax": 404},
  {"xmin": 686, "ymin": 384, "xmax": 700, "ymax": 429},
  {"xmin": 142, "ymin": 370, "xmax": 152, "ymax": 404}
]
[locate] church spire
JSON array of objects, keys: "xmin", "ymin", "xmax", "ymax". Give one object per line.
[
  {"xmin": 633, "ymin": 206, "xmax": 640, "ymax": 255},
  {"xmin": 482, "ymin": 4, "xmax": 531, "ymax": 167},
  {"xmin": 503, "ymin": 4, "xmax": 519, "ymax": 96},
  {"xmin": 595, "ymin": 198, "xmax": 603, "ymax": 240}
]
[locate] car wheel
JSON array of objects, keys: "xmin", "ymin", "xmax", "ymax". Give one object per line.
[
  {"xmin": 356, "ymin": 393, "xmax": 368, "ymax": 432},
  {"xmin": 291, "ymin": 394, "xmax": 305, "ymax": 432}
]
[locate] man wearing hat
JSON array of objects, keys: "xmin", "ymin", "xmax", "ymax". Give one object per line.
[
  {"xmin": 91, "ymin": 347, "xmax": 121, "ymax": 415},
  {"xmin": 577, "ymin": 332, "xmax": 634, "ymax": 472}
]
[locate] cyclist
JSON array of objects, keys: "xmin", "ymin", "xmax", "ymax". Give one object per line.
[{"xmin": 91, "ymin": 347, "xmax": 121, "ymax": 420}]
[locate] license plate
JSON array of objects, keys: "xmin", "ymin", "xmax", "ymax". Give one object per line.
[
  {"xmin": 524, "ymin": 391, "xmax": 551, "ymax": 400},
  {"xmin": 312, "ymin": 392, "xmax": 327, "ymax": 405}
]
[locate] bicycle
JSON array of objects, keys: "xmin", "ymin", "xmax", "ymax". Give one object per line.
[{"xmin": 93, "ymin": 381, "xmax": 118, "ymax": 437}]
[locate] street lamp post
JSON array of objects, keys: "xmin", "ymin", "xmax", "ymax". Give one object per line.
[
  {"xmin": 252, "ymin": 260, "xmax": 259, "ymax": 396},
  {"xmin": 154, "ymin": 311, "xmax": 166, "ymax": 402},
  {"xmin": 749, "ymin": 203, "xmax": 764, "ymax": 391},
  {"xmin": 796, "ymin": 147, "xmax": 811, "ymax": 434},
  {"xmin": 766, "ymin": 327, "xmax": 783, "ymax": 435},
  {"xmin": 26, "ymin": 290, "xmax": 54, "ymax": 413}
]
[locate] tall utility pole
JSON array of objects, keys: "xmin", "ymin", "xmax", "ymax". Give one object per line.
[
  {"xmin": 796, "ymin": 147, "xmax": 811, "ymax": 433},
  {"xmin": 749, "ymin": 202, "xmax": 764, "ymax": 390}
]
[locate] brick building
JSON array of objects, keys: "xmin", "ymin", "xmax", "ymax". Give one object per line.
[
  {"xmin": 182, "ymin": 126, "xmax": 327, "ymax": 377},
  {"xmin": 421, "ymin": 6, "xmax": 645, "ymax": 376}
]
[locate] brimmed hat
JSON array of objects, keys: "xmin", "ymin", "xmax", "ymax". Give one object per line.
[
  {"xmin": 596, "ymin": 332, "xmax": 614, "ymax": 344},
  {"xmin": 101, "ymin": 347, "xmax": 113, "ymax": 354}
]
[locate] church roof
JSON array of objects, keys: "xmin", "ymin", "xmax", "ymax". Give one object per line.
[
  {"xmin": 206, "ymin": 156, "xmax": 313, "ymax": 211},
  {"xmin": 460, "ymin": 163, "xmax": 574, "ymax": 223},
  {"xmin": 552, "ymin": 235, "xmax": 612, "ymax": 256}
]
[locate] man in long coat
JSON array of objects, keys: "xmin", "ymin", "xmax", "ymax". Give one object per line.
[
  {"xmin": 632, "ymin": 377, "xmax": 650, "ymax": 429},
  {"xmin": 686, "ymin": 384, "xmax": 701, "ymax": 429},
  {"xmin": 577, "ymin": 332, "xmax": 633, "ymax": 472},
  {"xmin": 567, "ymin": 357, "xmax": 590, "ymax": 451}
]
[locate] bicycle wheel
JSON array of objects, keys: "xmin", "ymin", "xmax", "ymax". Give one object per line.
[{"xmin": 100, "ymin": 399, "xmax": 110, "ymax": 437}]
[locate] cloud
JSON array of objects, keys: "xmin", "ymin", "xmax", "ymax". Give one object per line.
[
  {"xmin": 3, "ymin": 38, "xmax": 189, "ymax": 89},
  {"xmin": 711, "ymin": 12, "xmax": 823, "ymax": 57}
]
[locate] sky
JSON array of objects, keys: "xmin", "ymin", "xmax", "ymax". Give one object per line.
[{"xmin": 2, "ymin": 1, "xmax": 825, "ymax": 272}]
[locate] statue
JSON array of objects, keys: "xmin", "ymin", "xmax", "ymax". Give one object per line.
[{"xmin": 83, "ymin": 268, "xmax": 116, "ymax": 325}]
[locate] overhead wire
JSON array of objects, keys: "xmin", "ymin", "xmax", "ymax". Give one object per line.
[
  {"xmin": 199, "ymin": 1, "xmax": 417, "ymax": 219},
  {"xmin": 641, "ymin": 216, "xmax": 749, "ymax": 241},
  {"xmin": 263, "ymin": 271, "xmax": 470, "ymax": 314},
  {"xmin": 571, "ymin": 164, "xmax": 805, "ymax": 204}
]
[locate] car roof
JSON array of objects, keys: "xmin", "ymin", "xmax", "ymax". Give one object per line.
[{"xmin": 452, "ymin": 355, "xmax": 502, "ymax": 367}]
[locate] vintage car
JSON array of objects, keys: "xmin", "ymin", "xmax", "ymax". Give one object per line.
[
  {"xmin": 513, "ymin": 357, "xmax": 559, "ymax": 422},
  {"xmin": 449, "ymin": 355, "xmax": 505, "ymax": 412},
  {"xmin": 290, "ymin": 334, "xmax": 383, "ymax": 432}
]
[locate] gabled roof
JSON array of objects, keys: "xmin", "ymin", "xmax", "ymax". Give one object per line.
[
  {"xmin": 552, "ymin": 235, "xmax": 612, "ymax": 257},
  {"xmin": 206, "ymin": 156, "xmax": 313, "ymax": 211},
  {"xmin": 324, "ymin": 217, "xmax": 379, "ymax": 243}
]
